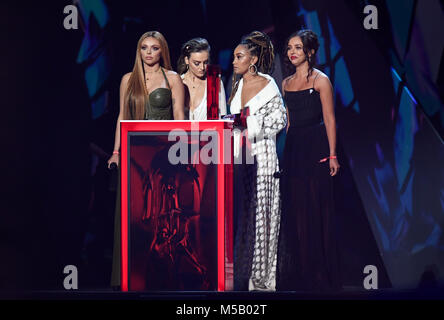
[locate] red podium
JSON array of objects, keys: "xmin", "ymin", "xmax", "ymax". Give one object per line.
[{"xmin": 120, "ymin": 120, "xmax": 233, "ymax": 291}]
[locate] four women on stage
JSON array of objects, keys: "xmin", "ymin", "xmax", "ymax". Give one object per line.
[{"xmin": 108, "ymin": 29, "xmax": 341, "ymax": 292}]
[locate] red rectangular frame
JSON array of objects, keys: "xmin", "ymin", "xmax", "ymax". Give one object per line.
[{"xmin": 120, "ymin": 120, "xmax": 233, "ymax": 291}]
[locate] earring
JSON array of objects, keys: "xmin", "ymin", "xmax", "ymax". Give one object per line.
[
  {"xmin": 248, "ymin": 64, "xmax": 258, "ymax": 74},
  {"xmin": 186, "ymin": 64, "xmax": 189, "ymax": 71}
]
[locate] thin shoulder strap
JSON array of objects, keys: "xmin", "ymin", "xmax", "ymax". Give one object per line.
[
  {"xmin": 283, "ymin": 77, "xmax": 289, "ymax": 90},
  {"xmin": 312, "ymin": 71, "xmax": 321, "ymax": 89},
  {"xmin": 160, "ymin": 67, "xmax": 171, "ymax": 90},
  {"xmin": 282, "ymin": 77, "xmax": 289, "ymax": 97}
]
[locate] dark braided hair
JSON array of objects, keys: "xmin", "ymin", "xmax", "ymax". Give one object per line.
[
  {"xmin": 283, "ymin": 29, "xmax": 320, "ymax": 82},
  {"xmin": 177, "ymin": 38, "xmax": 211, "ymax": 75},
  {"xmin": 228, "ymin": 31, "xmax": 275, "ymax": 105}
]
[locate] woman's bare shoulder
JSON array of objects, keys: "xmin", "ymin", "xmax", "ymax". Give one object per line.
[
  {"xmin": 120, "ymin": 72, "xmax": 132, "ymax": 89},
  {"xmin": 121, "ymin": 72, "xmax": 132, "ymax": 83},
  {"xmin": 165, "ymin": 70, "xmax": 183, "ymax": 85},
  {"xmin": 253, "ymin": 74, "xmax": 270, "ymax": 89},
  {"xmin": 313, "ymin": 69, "xmax": 332, "ymax": 91}
]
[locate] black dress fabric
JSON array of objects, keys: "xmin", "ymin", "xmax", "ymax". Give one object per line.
[{"xmin": 277, "ymin": 86, "xmax": 341, "ymax": 291}]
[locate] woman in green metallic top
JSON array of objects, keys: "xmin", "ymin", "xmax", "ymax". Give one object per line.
[
  {"xmin": 107, "ymin": 31, "xmax": 185, "ymax": 289},
  {"xmin": 107, "ymin": 31, "xmax": 185, "ymax": 168}
]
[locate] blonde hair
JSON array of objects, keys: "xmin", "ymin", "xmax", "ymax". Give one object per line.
[{"xmin": 124, "ymin": 31, "xmax": 172, "ymax": 120}]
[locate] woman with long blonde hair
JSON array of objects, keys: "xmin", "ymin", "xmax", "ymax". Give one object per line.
[
  {"xmin": 108, "ymin": 31, "xmax": 184, "ymax": 289},
  {"xmin": 108, "ymin": 30, "xmax": 185, "ymax": 168}
]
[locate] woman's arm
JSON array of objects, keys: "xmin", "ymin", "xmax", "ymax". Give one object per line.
[
  {"xmin": 246, "ymin": 78, "xmax": 287, "ymax": 139},
  {"xmin": 107, "ymin": 72, "xmax": 130, "ymax": 168},
  {"xmin": 317, "ymin": 74, "xmax": 340, "ymax": 176},
  {"xmin": 252, "ymin": 96, "xmax": 287, "ymax": 138},
  {"xmin": 246, "ymin": 97, "xmax": 287, "ymax": 140},
  {"xmin": 169, "ymin": 72, "xmax": 185, "ymax": 120}
]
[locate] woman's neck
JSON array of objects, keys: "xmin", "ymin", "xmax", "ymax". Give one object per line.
[
  {"xmin": 242, "ymin": 71, "xmax": 259, "ymax": 83},
  {"xmin": 144, "ymin": 63, "xmax": 161, "ymax": 73},
  {"xmin": 185, "ymin": 71, "xmax": 206, "ymax": 82},
  {"xmin": 294, "ymin": 62, "xmax": 310, "ymax": 79}
]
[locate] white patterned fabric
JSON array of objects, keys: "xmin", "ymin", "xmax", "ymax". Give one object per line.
[{"xmin": 230, "ymin": 73, "xmax": 287, "ymax": 291}]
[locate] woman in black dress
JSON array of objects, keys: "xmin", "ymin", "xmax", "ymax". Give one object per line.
[{"xmin": 277, "ymin": 30, "xmax": 341, "ymax": 291}]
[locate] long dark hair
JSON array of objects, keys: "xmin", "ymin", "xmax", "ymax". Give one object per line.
[
  {"xmin": 177, "ymin": 38, "xmax": 211, "ymax": 75},
  {"xmin": 284, "ymin": 29, "xmax": 319, "ymax": 82},
  {"xmin": 228, "ymin": 31, "xmax": 275, "ymax": 104}
]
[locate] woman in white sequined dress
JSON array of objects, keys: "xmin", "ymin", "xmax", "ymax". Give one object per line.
[{"xmin": 229, "ymin": 31, "xmax": 287, "ymax": 291}]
